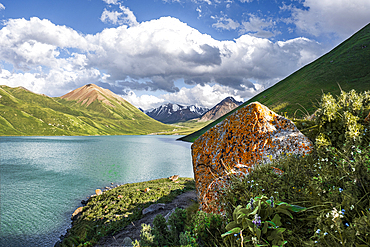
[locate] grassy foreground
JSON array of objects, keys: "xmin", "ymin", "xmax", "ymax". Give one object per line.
[{"xmin": 59, "ymin": 178, "xmax": 196, "ymax": 246}]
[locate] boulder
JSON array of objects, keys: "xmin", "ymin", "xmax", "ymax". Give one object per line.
[
  {"xmin": 95, "ymin": 189, "xmax": 102, "ymax": 196},
  {"xmin": 191, "ymin": 102, "xmax": 313, "ymax": 214}
]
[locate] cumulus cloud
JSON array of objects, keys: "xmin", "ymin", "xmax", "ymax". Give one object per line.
[
  {"xmin": 0, "ymin": 3, "xmax": 5, "ymax": 10},
  {"xmin": 291, "ymin": 0, "xmax": 370, "ymax": 39},
  {"xmin": 0, "ymin": 16, "xmax": 324, "ymax": 99}
]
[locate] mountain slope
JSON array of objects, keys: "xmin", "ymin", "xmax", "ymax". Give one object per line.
[
  {"xmin": 146, "ymin": 103, "xmax": 208, "ymax": 124},
  {"xmin": 0, "ymin": 84, "xmax": 174, "ymax": 136},
  {"xmin": 199, "ymin": 97, "xmax": 242, "ymax": 121},
  {"xmin": 179, "ymin": 23, "xmax": 370, "ymax": 142}
]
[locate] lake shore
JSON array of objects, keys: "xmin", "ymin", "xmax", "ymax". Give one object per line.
[{"xmin": 56, "ymin": 177, "xmax": 196, "ymax": 247}]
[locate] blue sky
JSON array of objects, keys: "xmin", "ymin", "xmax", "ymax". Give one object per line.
[{"xmin": 0, "ymin": 0, "xmax": 369, "ymax": 110}]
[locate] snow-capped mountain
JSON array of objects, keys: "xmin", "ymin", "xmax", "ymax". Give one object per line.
[{"xmin": 145, "ymin": 103, "xmax": 208, "ymax": 124}]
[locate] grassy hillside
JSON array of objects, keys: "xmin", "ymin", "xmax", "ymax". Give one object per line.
[
  {"xmin": 179, "ymin": 23, "xmax": 370, "ymax": 142},
  {"xmin": 0, "ymin": 85, "xmax": 176, "ymax": 136}
]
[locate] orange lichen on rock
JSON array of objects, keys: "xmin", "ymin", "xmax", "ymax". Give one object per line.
[{"xmin": 191, "ymin": 102, "xmax": 313, "ymax": 214}]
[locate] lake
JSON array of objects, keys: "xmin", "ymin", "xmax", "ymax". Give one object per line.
[{"xmin": 0, "ymin": 135, "xmax": 193, "ymax": 247}]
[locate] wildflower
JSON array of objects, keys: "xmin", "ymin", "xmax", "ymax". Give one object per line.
[
  {"xmin": 270, "ymin": 196, "xmax": 274, "ymax": 208},
  {"xmin": 252, "ymin": 214, "xmax": 261, "ymax": 228},
  {"xmin": 252, "ymin": 237, "xmax": 258, "ymax": 244},
  {"xmin": 341, "ymin": 209, "xmax": 345, "ymax": 215},
  {"xmin": 250, "ymin": 198, "xmax": 254, "ymax": 210},
  {"xmin": 316, "ymin": 229, "xmax": 321, "ymax": 234},
  {"xmin": 331, "ymin": 208, "xmax": 343, "ymax": 222},
  {"xmin": 324, "ymin": 232, "xmax": 328, "ymax": 236},
  {"xmin": 339, "ymin": 188, "xmax": 343, "ymax": 193},
  {"xmin": 345, "ymin": 223, "xmax": 349, "ymax": 227}
]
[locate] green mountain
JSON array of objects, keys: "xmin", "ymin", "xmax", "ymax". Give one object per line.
[
  {"xmin": 179, "ymin": 23, "xmax": 370, "ymax": 142},
  {"xmin": 0, "ymin": 84, "xmax": 175, "ymax": 136}
]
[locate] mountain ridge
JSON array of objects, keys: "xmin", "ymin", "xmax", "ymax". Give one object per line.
[
  {"xmin": 199, "ymin": 96, "xmax": 243, "ymax": 121},
  {"xmin": 0, "ymin": 84, "xmax": 175, "ymax": 136},
  {"xmin": 145, "ymin": 103, "xmax": 208, "ymax": 124}
]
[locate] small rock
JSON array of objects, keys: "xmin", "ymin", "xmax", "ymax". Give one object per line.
[
  {"xmin": 122, "ymin": 236, "xmax": 133, "ymax": 246},
  {"xmin": 169, "ymin": 175, "xmax": 179, "ymax": 181},
  {"xmin": 95, "ymin": 189, "xmax": 102, "ymax": 196},
  {"xmin": 142, "ymin": 203, "xmax": 165, "ymax": 215},
  {"xmin": 71, "ymin": 207, "xmax": 83, "ymax": 220},
  {"xmin": 164, "ymin": 208, "xmax": 176, "ymax": 221},
  {"xmin": 111, "ymin": 182, "xmax": 114, "ymax": 185}
]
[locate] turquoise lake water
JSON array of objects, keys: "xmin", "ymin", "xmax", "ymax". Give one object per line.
[{"xmin": 0, "ymin": 135, "xmax": 193, "ymax": 247}]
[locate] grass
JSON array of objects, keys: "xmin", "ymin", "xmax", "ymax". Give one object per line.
[{"xmin": 59, "ymin": 177, "xmax": 196, "ymax": 246}]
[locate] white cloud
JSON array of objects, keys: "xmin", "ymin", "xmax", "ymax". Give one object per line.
[
  {"xmin": 0, "ymin": 3, "xmax": 5, "ymax": 10},
  {"xmin": 100, "ymin": 6, "xmax": 138, "ymax": 27},
  {"xmin": 118, "ymin": 5, "xmax": 138, "ymax": 27},
  {"xmin": 292, "ymin": 0, "xmax": 370, "ymax": 39},
  {"xmin": 0, "ymin": 16, "xmax": 324, "ymax": 98},
  {"xmin": 102, "ymin": 0, "xmax": 119, "ymax": 4},
  {"xmin": 100, "ymin": 9, "xmax": 123, "ymax": 25},
  {"xmin": 212, "ymin": 16, "xmax": 240, "ymax": 30},
  {"xmin": 239, "ymin": 15, "xmax": 279, "ymax": 38},
  {"xmin": 121, "ymin": 91, "xmax": 165, "ymax": 110}
]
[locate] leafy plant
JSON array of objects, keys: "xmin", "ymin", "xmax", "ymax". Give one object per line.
[{"xmin": 222, "ymin": 195, "xmax": 306, "ymax": 246}]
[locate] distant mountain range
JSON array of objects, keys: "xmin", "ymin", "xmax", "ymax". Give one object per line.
[
  {"xmin": 179, "ymin": 22, "xmax": 370, "ymax": 142},
  {"xmin": 145, "ymin": 103, "xmax": 208, "ymax": 124},
  {"xmin": 145, "ymin": 96, "xmax": 242, "ymax": 124},
  {"xmin": 0, "ymin": 84, "xmax": 174, "ymax": 136}
]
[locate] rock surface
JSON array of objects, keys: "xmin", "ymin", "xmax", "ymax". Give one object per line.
[
  {"xmin": 142, "ymin": 203, "xmax": 166, "ymax": 215},
  {"xmin": 191, "ymin": 102, "xmax": 313, "ymax": 214},
  {"xmin": 95, "ymin": 189, "xmax": 102, "ymax": 196}
]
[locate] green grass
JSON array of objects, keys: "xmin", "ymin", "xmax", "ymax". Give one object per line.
[
  {"xmin": 179, "ymin": 23, "xmax": 370, "ymax": 143},
  {"xmin": 60, "ymin": 177, "xmax": 196, "ymax": 246}
]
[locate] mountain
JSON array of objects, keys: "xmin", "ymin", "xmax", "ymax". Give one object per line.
[
  {"xmin": 145, "ymin": 103, "xmax": 208, "ymax": 124},
  {"xmin": 0, "ymin": 84, "xmax": 174, "ymax": 136},
  {"xmin": 179, "ymin": 23, "xmax": 370, "ymax": 142},
  {"xmin": 199, "ymin": 97, "xmax": 243, "ymax": 121}
]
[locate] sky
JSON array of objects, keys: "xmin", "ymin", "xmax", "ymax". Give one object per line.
[{"xmin": 0, "ymin": 0, "xmax": 369, "ymax": 110}]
